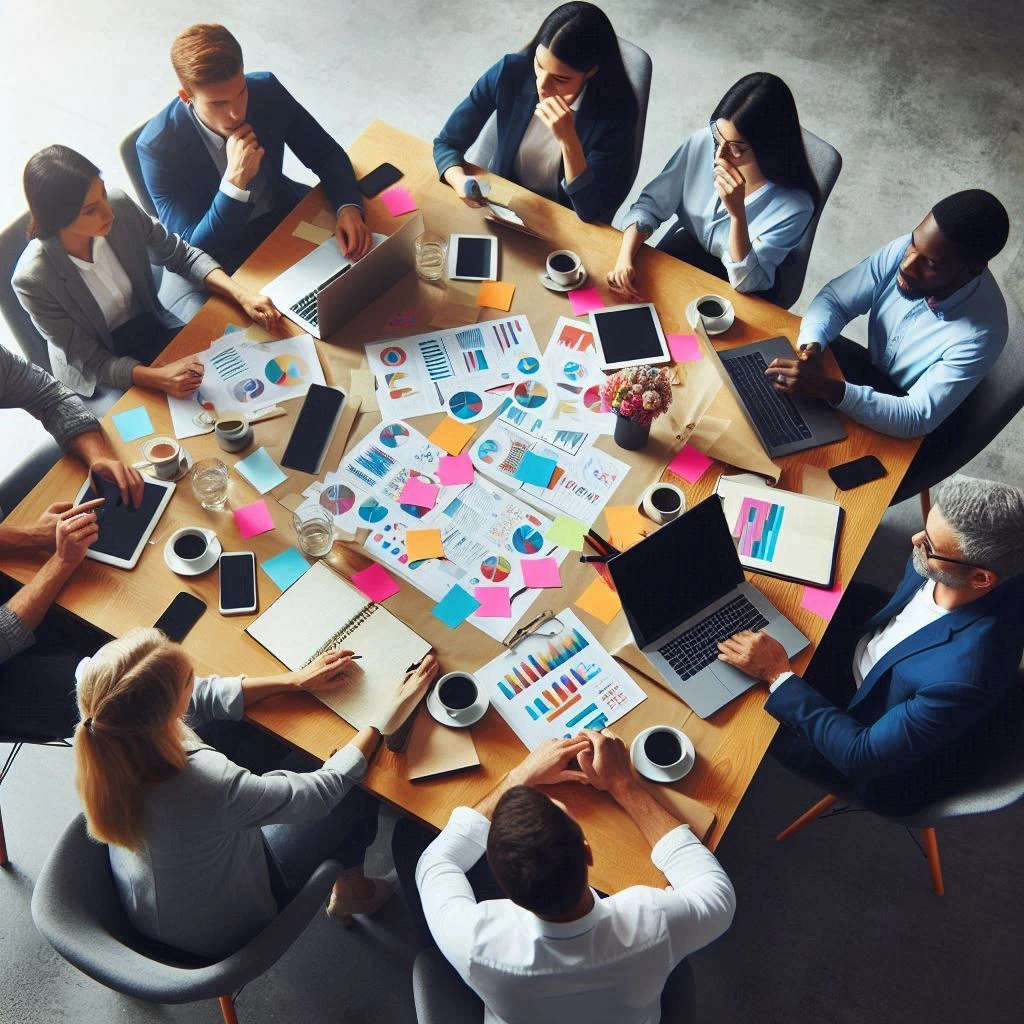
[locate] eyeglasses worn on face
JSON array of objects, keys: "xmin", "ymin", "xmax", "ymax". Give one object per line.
[
  {"xmin": 920, "ymin": 529, "xmax": 987, "ymax": 570},
  {"xmin": 709, "ymin": 120, "xmax": 751, "ymax": 160}
]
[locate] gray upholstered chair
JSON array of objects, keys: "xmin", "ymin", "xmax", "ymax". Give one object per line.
[
  {"xmin": 32, "ymin": 814, "xmax": 340, "ymax": 1024},
  {"xmin": 119, "ymin": 123, "xmax": 157, "ymax": 217}
]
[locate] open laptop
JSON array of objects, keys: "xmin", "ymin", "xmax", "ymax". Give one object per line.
[
  {"xmin": 264, "ymin": 212, "xmax": 423, "ymax": 339},
  {"xmin": 607, "ymin": 495, "xmax": 808, "ymax": 718},
  {"xmin": 698, "ymin": 320, "xmax": 846, "ymax": 457}
]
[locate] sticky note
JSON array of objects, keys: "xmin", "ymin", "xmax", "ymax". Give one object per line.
[
  {"xmin": 477, "ymin": 280, "xmax": 516, "ymax": 311},
  {"xmin": 400, "ymin": 477, "xmax": 439, "ymax": 510},
  {"xmin": 261, "ymin": 547, "xmax": 310, "ymax": 591},
  {"xmin": 545, "ymin": 515, "xmax": 587, "ymax": 551},
  {"xmin": 349, "ymin": 368, "xmax": 379, "ymax": 412},
  {"xmin": 292, "ymin": 220, "xmax": 334, "ymax": 245},
  {"xmin": 474, "ymin": 585, "xmax": 512, "ymax": 618},
  {"xmin": 235, "ymin": 447, "xmax": 288, "ymax": 494},
  {"xmin": 576, "ymin": 574, "xmax": 622, "ymax": 624},
  {"xmin": 406, "ymin": 528, "xmax": 445, "ymax": 562},
  {"xmin": 380, "ymin": 185, "xmax": 418, "ymax": 216},
  {"xmin": 668, "ymin": 333, "xmax": 703, "ymax": 362},
  {"xmin": 352, "ymin": 563, "xmax": 401, "ymax": 602},
  {"xmin": 432, "ymin": 585, "xmax": 480, "ymax": 628},
  {"xmin": 568, "ymin": 287, "xmax": 605, "ymax": 316},
  {"xmin": 604, "ymin": 505, "xmax": 649, "ymax": 550},
  {"xmin": 311, "ymin": 209, "xmax": 336, "ymax": 231},
  {"xmin": 234, "ymin": 499, "xmax": 276, "ymax": 539},
  {"xmin": 521, "ymin": 557, "xmax": 562, "ymax": 589},
  {"xmin": 668, "ymin": 444, "xmax": 714, "ymax": 484},
  {"xmin": 438, "ymin": 452, "xmax": 475, "ymax": 486},
  {"xmin": 515, "ymin": 451, "xmax": 557, "ymax": 487},
  {"xmin": 112, "ymin": 406, "xmax": 154, "ymax": 443},
  {"xmin": 801, "ymin": 581, "xmax": 844, "ymax": 621},
  {"xmin": 429, "ymin": 416, "xmax": 477, "ymax": 455}
]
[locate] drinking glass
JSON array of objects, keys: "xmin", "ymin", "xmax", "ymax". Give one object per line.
[
  {"xmin": 190, "ymin": 458, "xmax": 229, "ymax": 510},
  {"xmin": 292, "ymin": 504, "xmax": 334, "ymax": 557},
  {"xmin": 415, "ymin": 231, "xmax": 448, "ymax": 282}
]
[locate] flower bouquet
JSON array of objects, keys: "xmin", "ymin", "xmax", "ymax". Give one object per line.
[{"xmin": 599, "ymin": 364, "xmax": 674, "ymax": 450}]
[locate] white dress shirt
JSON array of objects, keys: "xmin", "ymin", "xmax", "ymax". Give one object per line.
[
  {"xmin": 67, "ymin": 236, "xmax": 134, "ymax": 329},
  {"xmin": 416, "ymin": 806, "xmax": 736, "ymax": 1024},
  {"xmin": 513, "ymin": 86, "xmax": 586, "ymax": 203}
]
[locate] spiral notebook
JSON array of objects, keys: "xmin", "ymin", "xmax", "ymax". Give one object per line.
[{"xmin": 246, "ymin": 561, "xmax": 432, "ymax": 729}]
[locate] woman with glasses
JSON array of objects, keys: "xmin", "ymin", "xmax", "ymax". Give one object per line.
[{"xmin": 608, "ymin": 73, "xmax": 818, "ymax": 302}]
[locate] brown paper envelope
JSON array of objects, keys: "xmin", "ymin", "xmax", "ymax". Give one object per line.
[
  {"xmin": 800, "ymin": 464, "xmax": 838, "ymax": 500},
  {"xmin": 640, "ymin": 777, "xmax": 716, "ymax": 842},
  {"xmin": 405, "ymin": 709, "xmax": 480, "ymax": 780},
  {"xmin": 292, "ymin": 221, "xmax": 334, "ymax": 246},
  {"xmin": 349, "ymin": 368, "xmax": 380, "ymax": 413}
]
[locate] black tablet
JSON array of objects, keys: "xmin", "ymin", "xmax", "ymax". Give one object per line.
[
  {"xmin": 590, "ymin": 303, "xmax": 671, "ymax": 370},
  {"xmin": 74, "ymin": 476, "xmax": 175, "ymax": 569}
]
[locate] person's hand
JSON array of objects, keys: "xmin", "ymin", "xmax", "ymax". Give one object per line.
[
  {"xmin": 239, "ymin": 291, "xmax": 284, "ymax": 332},
  {"xmin": 442, "ymin": 167, "xmax": 488, "ymax": 208},
  {"xmin": 376, "ymin": 653, "xmax": 440, "ymax": 735},
  {"xmin": 31, "ymin": 502, "xmax": 74, "ymax": 551},
  {"xmin": 53, "ymin": 499, "xmax": 104, "ymax": 569},
  {"xmin": 534, "ymin": 95, "xmax": 579, "ymax": 146},
  {"xmin": 507, "ymin": 736, "xmax": 592, "ymax": 788},
  {"xmin": 91, "ymin": 458, "xmax": 145, "ymax": 509},
  {"xmin": 225, "ymin": 124, "xmax": 264, "ymax": 191},
  {"xmin": 765, "ymin": 351, "xmax": 843, "ymax": 403},
  {"xmin": 577, "ymin": 729, "xmax": 637, "ymax": 797},
  {"xmin": 138, "ymin": 357, "xmax": 204, "ymax": 399},
  {"xmin": 335, "ymin": 206, "xmax": 373, "ymax": 260},
  {"xmin": 713, "ymin": 155, "xmax": 747, "ymax": 219},
  {"xmin": 606, "ymin": 258, "xmax": 644, "ymax": 303},
  {"xmin": 716, "ymin": 630, "xmax": 791, "ymax": 683},
  {"xmin": 293, "ymin": 649, "xmax": 357, "ymax": 692}
]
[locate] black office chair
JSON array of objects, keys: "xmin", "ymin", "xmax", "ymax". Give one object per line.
[{"xmin": 119, "ymin": 123, "xmax": 158, "ymax": 216}]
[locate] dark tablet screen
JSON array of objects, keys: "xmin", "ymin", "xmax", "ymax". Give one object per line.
[
  {"xmin": 593, "ymin": 307, "xmax": 666, "ymax": 364},
  {"xmin": 455, "ymin": 237, "xmax": 493, "ymax": 278},
  {"xmin": 83, "ymin": 479, "xmax": 169, "ymax": 562}
]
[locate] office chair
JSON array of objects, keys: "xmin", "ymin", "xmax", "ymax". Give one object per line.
[
  {"xmin": 32, "ymin": 813, "xmax": 340, "ymax": 1024},
  {"xmin": 119, "ymin": 124, "xmax": 158, "ymax": 216},
  {"xmin": 0, "ymin": 737, "xmax": 70, "ymax": 867}
]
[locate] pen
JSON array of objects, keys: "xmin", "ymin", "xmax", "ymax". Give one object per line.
[{"xmin": 579, "ymin": 554, "xmax": 608, "ymax": 564}]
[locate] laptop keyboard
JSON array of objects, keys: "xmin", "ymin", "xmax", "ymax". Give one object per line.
[
  {"xmin": 725, "ymin": 351, "xmax": 812, "ymax": 448},
  {"xmin": 290, "ymin": 289, "xmax": 319, "ymax": 328},
  {"xmin": 658, "ymin": 595, "xmax": 769, "ymax": 680}
]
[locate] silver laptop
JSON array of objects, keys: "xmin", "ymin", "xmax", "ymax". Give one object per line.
[
  {"xmin": 607, "ymin": 495, "xmax": 808, "ymax": 718},
  {"xmin": 264, "ymin": 212, "xmax": 423, "ymax": 339}
]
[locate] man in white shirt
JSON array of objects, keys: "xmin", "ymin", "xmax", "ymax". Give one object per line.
[{"xmin": 408, "ymin": 731, "xmax": 735, "ymax": 1024}]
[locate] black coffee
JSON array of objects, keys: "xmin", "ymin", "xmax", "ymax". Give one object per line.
[
  {"xmin": 644, "ymin": 730, "xmax": 683, "ymax": 766},
  {"xmin": 651, "ymin": 487, "xmax": 681, "ymax": 513},
  {"xmin": 218, "ymin": 419, "xmax": 244, "ymax": 433},
  {"xmin": 440, "ymin": 675, "xmax": 478, "ymax": 710},
  {"xmin": 173, "ymin": 534, "xmax": 208, "ymax": 560},
  {"xmin": 550, "ymin": 254, "xmax": 577, "ymax": 273},
  {"xmin": 697, "ymin": 299, "xmax": 725, "ymax": 318}
]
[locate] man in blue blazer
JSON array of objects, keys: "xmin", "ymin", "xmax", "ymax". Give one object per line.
[
  {"xmin": 137, "ymin": 23, "xmax": 369, "ymax": 274},
  {"xmin": 717, "ymin": 475, "xmax": 1024, "ymax": 814}
]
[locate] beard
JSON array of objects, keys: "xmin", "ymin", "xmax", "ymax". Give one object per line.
[{"xmin": 912, "ymin": 544, "xmax": 967, "ymax": 588}]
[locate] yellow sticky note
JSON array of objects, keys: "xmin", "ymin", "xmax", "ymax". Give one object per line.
[
  {"xmin": 604, "ymin": 505, "xmax": 650, "ymax": 550},
  {"xmin": 428, "ymin": 416, "xmax": 477, "ymax": 456},
  {"xmin": 575, "ymin": 574, "xmax": 622, "ymax": 625},
  {"xmin": 292, "ymin": 220, "xmax": 334, "ymax": 245},
  {"xmin": 406, "ymin": 528, "xmax": 445, "ymax": 562},
  {"xmin": 477, "ymin": 280, "xmax": 516, "ymax": 311}
]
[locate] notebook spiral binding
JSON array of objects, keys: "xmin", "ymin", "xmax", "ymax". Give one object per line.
[{"xmin": 302, "ymin": 603, "xmax": 379, "ymax": 666}]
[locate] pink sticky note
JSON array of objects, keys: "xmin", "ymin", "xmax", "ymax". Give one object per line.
[
  {"xmin": 352, "ymin": 563, "xmax": 401, "ymax": 603},
  {"xmin": 521, "ymin": 557, "xmax": 562, "ymax": 589},
  {"xmin": 568, "ymin": 286, "xmax": 605, "ymax": 316},
  {"xmin": 474, "ymin": 585, "xmax": 512, "ymax": 618},
  {"xmin": 233, "ymin": 499, "xmax": 275, "ymax": 539},
  {"xmin": 668, "ymin": 444, "xmax": 713, "ymax": 484},
  {"xmin": 400, "ymin": 476, "xmax": 439, "ymax": 510},
  {"xmin": 438, "ymin": 452, "xmax": 475, "ymax": 486},
  {"xmin": 668, "ymin": 333, "xmax": 703, "ymax": 362},
  {"xmin": 380, "ymin": 186, "xmax": 418, "ymax": 216},
  {"xmin": 801, "ymin": 581, "xmax": 845, "ymax": 621}
]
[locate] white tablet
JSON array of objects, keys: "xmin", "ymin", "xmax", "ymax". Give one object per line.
[
  {"xmin": 590, "ymin": 303, "xmax": 672, "ymax": 371},
  {"xmin": 448, "ymin": 234, "xmax": 498, "ymax": 281},
  {"xmin": 74, "ymin": 475, "xmax": 175, "ymax": 569}
]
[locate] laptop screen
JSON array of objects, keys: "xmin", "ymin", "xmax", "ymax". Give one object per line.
[{"xmin": 608, "ymin": 496, "xmax": 745, "ymax": 648}]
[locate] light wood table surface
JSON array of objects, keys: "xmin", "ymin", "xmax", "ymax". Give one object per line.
[{"xmin": 2, "ymin": 121, "xmax": 919, "ymax": 891}]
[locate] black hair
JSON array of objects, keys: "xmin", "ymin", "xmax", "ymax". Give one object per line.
[
  {"xmin": 24, "ymin": 145, "xmax": 101, "ymax": 239},
  {"xmin": 711, "ymin": 72, "xmax": 820, "ymax": 208},
  {"xmin": 931, "ymin": 190, "xmax": 1010, "ymax": 266}
]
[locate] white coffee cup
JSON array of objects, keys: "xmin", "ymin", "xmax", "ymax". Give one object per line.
[
  {"xmin": 546, "ymin": 249, "xmax": 583, "ymax": 287},
  {"xmin": 168, "ymin": 527, "xmax": 212, "ymax": 566},
  {"xmin": 693, "ymin": 293, "xmax": 734, "ymax": 333},
  {"xmin": 436, "ymin": 672, "xmax": 480, "ymax": 718},
  {"xmin": 641, "ymin": 483, "xmax": 686, "ymax": 524},
  {"xmin": 141, "ymin": 436, "xmax": 183, "ymax": 480},
  {"xmin": 640, "ymin": 727, "xmax": 688, "ymax": 769}
]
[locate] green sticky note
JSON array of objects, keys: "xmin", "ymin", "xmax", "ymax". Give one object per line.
[{"xmin": 545, "ymin": 515, "xmax": 587, "ymax": 551}]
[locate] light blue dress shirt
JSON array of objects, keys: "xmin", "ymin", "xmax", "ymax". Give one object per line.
[
  {"xmin": 621, "ymin": 128, "xmax": 814, "ymax": 293},
  {"xmin": 798, "ymin": 234, "xmax": 1008, "ymax": 437}
]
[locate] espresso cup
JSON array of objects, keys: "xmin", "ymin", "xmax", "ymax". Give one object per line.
[
  {"xmin": 214, "ymin": 410, "xmax": 253, "ymax": 454},
  {"xmin": 141, "ymin": 436, "xmax": 183, "ymax": 480},
  {"xmin": 436, "ymin": 672, "xmax": 480, "ymax": 717},
  {"xmin": 641, "ymin": 482, "xmax": 686, "ymax": 525},
  {"xmin": 642, "ymin": 728, "xmax": 686, "ymax": 768},
  {"xmin": 170, "ymin": 527, "xmax": 211, "ymax": 566},
  {"xmin": 693, "ymin": 293, "xmax": 734, "ymax": 333},
  {"xmin": 546, "ymin": 249, "xmax": 583, "ymax": 286}
]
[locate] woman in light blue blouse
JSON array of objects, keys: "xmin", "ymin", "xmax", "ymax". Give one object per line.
[{"xmin": 608, "ymin": 73, "xmax": 818, "ymax": 302}]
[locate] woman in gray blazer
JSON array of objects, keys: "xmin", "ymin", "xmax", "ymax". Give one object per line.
[{"xmin": 12, "ymin": 146, "xmax": 282, "ymax": 398}]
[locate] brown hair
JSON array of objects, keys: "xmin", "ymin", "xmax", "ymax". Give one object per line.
[
  {"xmin": 23, "ymin": 145, "xmax": 101, "ymax": 240},
  {"xmin": 171, "ymin": 23, "xmax": 243, "ymax": 91}
]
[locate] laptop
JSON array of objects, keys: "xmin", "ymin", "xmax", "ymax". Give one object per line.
[
  {"xmin": 264, "ymin": 212, "xmax": 423, "ymax": 339},
  {"xmin": 607, "ymin": 495, "xmax": 808, "ymax": 718},
  {"xmin": 698, "ymin": 320, "xmax": 846, "ymax": 457}
]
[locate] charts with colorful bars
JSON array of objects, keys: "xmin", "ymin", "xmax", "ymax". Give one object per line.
[{"xmin": 541, "ymin": 316, "xmax": 617, "ymax": 434}]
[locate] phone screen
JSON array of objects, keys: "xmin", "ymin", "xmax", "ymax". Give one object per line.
[
  {"xmin": 358, "ymin": 162, "xmax": 403, "ymax": 198},
  {"xmin": 219, "ymin": 553, "xmax": 257, "ymax": 613},
  {"xmin": 281, "ymin": 384, "xmax": 346, "ymax": 474},
  {"xmin": 154, "ymin": 593, "xmax": 206, "ymax": 643}
]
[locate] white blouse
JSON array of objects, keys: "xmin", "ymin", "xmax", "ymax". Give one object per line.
[
  {"xmin": 512, "ymin": 85, "xmax": 586, "ymax": 202},
  {"xmin": 68, "ymin": 236, "xmax": 134, "ymax": 330}
]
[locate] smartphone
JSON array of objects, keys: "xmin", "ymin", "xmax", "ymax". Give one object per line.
[
  {"xmin": 153, "ymin": 592, "xmax": 207, "ymax": 643},
  {"xmin": 828, "ymin": 455, "xmax": 887, "ymax": 490},
  {"xmin": 218, "ymin": 551, "xmax": 258, "ymax": 616},
  {"xmin": 358, "ymin": 162, "xmax": 403, "ymax": 198},
  {"xmin": 280, "ymin": 384, "xmax": 346, "ymax": 474}
]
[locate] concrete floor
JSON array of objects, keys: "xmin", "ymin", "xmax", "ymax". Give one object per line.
[{"xmin": 2, "ymin": 1, "xmax": 1023, "ymax": 1021}]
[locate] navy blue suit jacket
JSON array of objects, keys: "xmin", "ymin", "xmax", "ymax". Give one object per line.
[
  {"xmin": 137, "ymin": 72, "xmax": 361, "ymax": 272},
  {"xmin": 433, "ymin": 53, "xmax": 635, "ymax": 224}
]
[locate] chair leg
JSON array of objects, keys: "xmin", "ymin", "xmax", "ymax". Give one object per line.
[
  {"xmin": 219, "ymin": 995, "xmax": 239, "ymax": 1024},
  {"xmin": 0, "ymin": 803, "xmax": 7, "ymax": 867},
  {"xmin": 777, "ymin": 795, "xmax": 839, "ymax": 842},
  {"xmin": 921, "ymin": 828, "xmax": 944, "ymax": 896},
  {"xmin": 919, "ymin": 489, "xmax": 931, "ymax": 522}
]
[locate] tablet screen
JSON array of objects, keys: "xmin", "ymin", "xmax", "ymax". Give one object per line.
[
  {"xmin": 84, "ymin": 479, "xmax": 170, "ymax": 562},
  {"xmin": 455, "ymin": 237, "xmax": 493, "ymax": 278},
  {"xmin": 592, "ymin": 306, "xmax": 667, "ymax": 365}
]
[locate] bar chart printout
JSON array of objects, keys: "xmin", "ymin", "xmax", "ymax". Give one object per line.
[
  {"xmin": 476, "ymin": 610, "xmax": 647, "ymax": 749},
  {"xmin": 732, "ymin": 498, "xmax": 784, "ymax": 563}
]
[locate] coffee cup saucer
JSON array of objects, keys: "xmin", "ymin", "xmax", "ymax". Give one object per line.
[
  {"xmin": 630, "ymin": 726, "xmax": 696, "ymax": 784},
  {"xmin": 685, "ymin": 298, "xmax": 735, "ymax": 336},
  {"xmin": 538, "ymin": 267, "xmax": 588, "ymax": 293},
  {"xmin": 426, "ymin": 682, "xmax": 489, "ymax": 728},
  {"xmin": 136, "ymin": 447, "xmax": 193, "ymax": 483},
  {"xmin": 163, "ymin": 527, "xmax": 221, "ymax": 577}
]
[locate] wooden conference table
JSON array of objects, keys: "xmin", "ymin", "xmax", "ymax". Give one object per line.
[{"xmin": 3, "ymin": 122, "xmax": 919, "ymax": 890}]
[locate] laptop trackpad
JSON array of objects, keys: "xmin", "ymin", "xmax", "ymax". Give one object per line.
[{"xmin": 715, "ymin": 661, "xmax": 759, "ymax": 697}]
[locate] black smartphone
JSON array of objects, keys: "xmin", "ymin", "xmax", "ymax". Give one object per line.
[
  {"xmin": 280, "ymin": 384, "xmax": 346, "ymax": 474},
  {"xmin": 358, "ymin": 162, "xmax": 403, "ymax": 198},
  {"xmin": 219, "ymin": 552, "xmax": 258, "ymax": 616},
  {"xmin": 828, "ymin": 455, "xmax": 887, "ymax": 490},
  {"xmin": 154, "ymin": 592, "xmax": 207, "ymax": 643}
]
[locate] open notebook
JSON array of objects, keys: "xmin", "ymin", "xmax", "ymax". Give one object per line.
[{"xmin": 246, "ymin": 561, "xmax": 432, "ymax": 729}]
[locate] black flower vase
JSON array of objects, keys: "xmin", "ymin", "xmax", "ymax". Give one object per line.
[{"xmin": 614, "ymin": 413, "xmax": 650, "ymax": 451}]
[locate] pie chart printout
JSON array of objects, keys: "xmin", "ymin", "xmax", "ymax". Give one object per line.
[{"xmin": 264, "ymin": 355, "xmax": 310, "ymax": 387}]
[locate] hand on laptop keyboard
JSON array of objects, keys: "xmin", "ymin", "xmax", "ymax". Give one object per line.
[
  {"xmin": 716, "ymin": 629, "xmax": 792, "ymax": 684},
  {"xmin": 765, "ymin": 345, "xmax": 844, "ymax": 405}
]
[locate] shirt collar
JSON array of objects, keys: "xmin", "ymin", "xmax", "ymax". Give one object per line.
[
  {"xmin": 189, "ymin": 104, "xmax": 227, "ymax": 151},
  {"xmin": 532, "ymin": 889, "xmax": 606, "ymax": 939},
  {"xmin": 925, "ymin": 273, "xmax": 983, "ymax": 319},
  {"xmin": 67, "ymin": 234, "xmax": 108, "ymax": 270}
]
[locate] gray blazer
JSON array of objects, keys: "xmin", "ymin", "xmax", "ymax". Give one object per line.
[{"xmin": 11, "ymin": 189, "xmax": 219, "ymax": 396}]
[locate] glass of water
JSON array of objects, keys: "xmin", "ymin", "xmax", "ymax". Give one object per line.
[
  {"xmin": 415, "ymin": 230, "xmax": 448, "ymax": 282},
  {"xmin": 293, "ymin": 504, "xmax": 335, "ymax": 557},
  {"xmin": 190, "ymin": 458, "xmax": 229, "ymax": 510}
]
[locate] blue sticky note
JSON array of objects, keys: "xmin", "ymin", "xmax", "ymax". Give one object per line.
[
  {"xmin": 224, "ymin": 323, "xmax": 246, "ymax": 334},
  {"xmin": 432, "ymin": 584, "xmax": 481, "ymax": 629},
  {"xmin": 261, "ymin": 547, "xmax": 311, "ymax": 592},
  {"xmin": 514, "ymin": 450, "xmax": 557, "ymax": 488},
  {"xmin": 111, "ymin": 406, "xmax": 154, "ymax": 443},
  {"xmin": 235, "ymin": 447, "xmax": 288, "ymax": 494}
]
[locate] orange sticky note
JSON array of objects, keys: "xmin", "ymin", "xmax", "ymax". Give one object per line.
[
  {"xmin": 575, "ymin": 574, "xmax": 622, "ymax": 624},
  {"xmin": 428, "ymin": 416, "xmax": 478, "ymax": 455},
  {"xmin": 477, "ymin": 280, "xmax": 516, "ymax": 311},
  {"xmin": 603, "ymin": 505, "xmax": 650, "ymax": 550},
  {"xmin": 405, "ymin": 528, "xmax": 445, "ymax": 562}
]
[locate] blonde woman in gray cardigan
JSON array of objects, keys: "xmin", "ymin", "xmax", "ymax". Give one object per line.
[
  {"xmin": 75, "ymin": 627, "xmax": 439, "ymax": 959},
  {"xmin": 13, "ymin": 146, "xmax": 282, "ymax": 398}
]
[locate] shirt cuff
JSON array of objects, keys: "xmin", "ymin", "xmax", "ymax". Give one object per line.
[
  {"xmin": 561, "ymin": 165, "xmax": 594, "ymax": 196},
  {"xmin": 325, "ymin": 745, "xmax": 368, "ymax": 780},
  {"xmin": 335, "ymin": 203, "xmax": 361, "ymax": 216},
  {"xmin": 620, "ymin": 208, "xmax": 658, "ymax": 237},
  {"xmin": 797, "ymin": 326, "xmax": 832, "ymax": 350},
  {"xmin": 650, "ymin": 824, "xmax": 696, "ymax": 869},
  {"xmin": 219, "ymin": 177, "xmax": 250, "ymax": 203},
  {"xmin": 769, "ymin": 670, "xmax": 794, "ymax": 694},
  {"xmin": 720, "ymin": 246, "xmax": 759, "ymax": 273}
]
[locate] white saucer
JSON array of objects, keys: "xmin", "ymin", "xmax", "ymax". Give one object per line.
[
  {"xmin": 631, "ymin": 726, "xmax": 696, "ymax": 784},
  {"xmin": 426, "ymin": 682, "xmax": 489, "ymax": 728},
  {"xmin": 685, "ymin": 298, "xmax": 735, "ymax": 336},
  {"xmin": 538, "ymin": 268, "xmax": 588, "ymax": 293},
  {"xmin": 136, "ymin": 447, "xmax": 194, "ymax": 483},
  {"xmin": 163, "ymin": 528, "xmax": 221, "ymax": 576}
]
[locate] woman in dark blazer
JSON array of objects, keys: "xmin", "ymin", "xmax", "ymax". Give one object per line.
[{"xmin": 434, "ymin": 2, "xmax": 637, "ymax": 224}]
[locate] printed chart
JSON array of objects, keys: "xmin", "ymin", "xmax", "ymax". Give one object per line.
[
  {"xmin": 732, "ymin": 497, "xmax": 784, "ymax": 563},
  {"xmin": 541, "ymin": 317, "xmax": 617, "ymax": 434}
]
